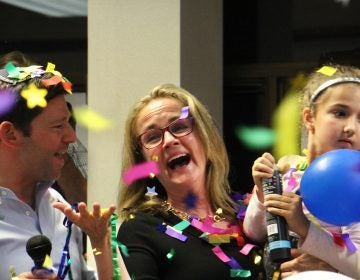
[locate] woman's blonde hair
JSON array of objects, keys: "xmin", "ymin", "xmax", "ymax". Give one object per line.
[{"xmin": 118, "ymin": 84, "xmax": 237, "ymax": 221}]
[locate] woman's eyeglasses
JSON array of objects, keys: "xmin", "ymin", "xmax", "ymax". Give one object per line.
[{"xmin": 137, "ymin": 117, "xmax": 194, "ymax": 149}]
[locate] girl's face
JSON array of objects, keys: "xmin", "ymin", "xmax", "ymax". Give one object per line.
[
  {"xmin": 304, "ymin": 83, "xmax": 360, "ymax": 158},
  {"xmin": 135, "ymin": 97, "xmax": 207, "ymax": 194}
]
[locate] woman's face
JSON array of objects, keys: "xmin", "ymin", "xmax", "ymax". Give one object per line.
[
  {"xmin": 304, "ymin": 83, "xmax": 360, "ymax": 158},
  {"xmin": 135, "ymin": 97, "xmax": 207, "ymax": 193}
]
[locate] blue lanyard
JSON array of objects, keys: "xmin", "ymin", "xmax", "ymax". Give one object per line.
[{"xmin": 57, "ymin": 203, "xmax": 78, "ymax": 280}]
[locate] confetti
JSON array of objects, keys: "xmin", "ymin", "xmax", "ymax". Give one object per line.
[
  {"xmin": 122, "ymin": 161, "xmax": 159, "ymax": 184},
  {"xmin": 73, "ymin": 105, "xmax": 114, "ymax": 131},
  {"xmin": 179, "ymin": 106, "xmax": 189, "ymax": 119},
  {"xmin": 239, "ymin": 243, "xmax": 257, "ymax": 255},
  {"xmin": 236, "ymin": 126, "xmax": 275, "ymax": 150},
  {"xmin": 166, "ymin": 248, "xmax": 175, "ymax": 260},
  {"xmin": 20, "ymin": 84, "xmax": 48, "ymax": 109},
  {"xmin": 230, "ymin": 268, "xmax": 251, "ymax": 278},
  {"xmin": 317, "ymin": 66, "xmax": 337, "ymax": 76},
  {"xmin": 183, "ymin": 192, "xmax": 198, "ymax": 209},
  {"xmin": 145, "ymin": 186, "xmax": 158, "ymax": 198},
  {"xmin": 272, "ymin": 91, "xmax": 301, "ymax": 158},
  {"xmin": 0, "ymin": 89, "xmax": 16, "ymax": 116}
]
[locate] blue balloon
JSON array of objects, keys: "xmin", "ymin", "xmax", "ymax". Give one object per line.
[{"xmin": 300, "ymin": 149, "xmax": 360, "ymax": 226}]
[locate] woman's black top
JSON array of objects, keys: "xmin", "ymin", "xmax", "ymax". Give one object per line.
[{"xmin": 117, "ymin": 211, "xmax": 265, "ymax": 279}]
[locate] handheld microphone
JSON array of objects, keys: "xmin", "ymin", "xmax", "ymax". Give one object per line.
[
  {"xmin": 262, "ymin": 165, "xmax": 291, "ymax": 263},
  {"xmin": 26, "ymin": 235, "xmax": 56, "ymax": 277}
]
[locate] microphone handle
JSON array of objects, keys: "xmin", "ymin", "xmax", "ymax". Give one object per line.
[{"xmin": 262, "ymin": 166, "xmax": 291, "ymax": 263}]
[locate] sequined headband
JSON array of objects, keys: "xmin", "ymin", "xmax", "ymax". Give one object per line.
[{"xmin": 310, "ymin": 77, "xmax": 360, "ymax": 103}]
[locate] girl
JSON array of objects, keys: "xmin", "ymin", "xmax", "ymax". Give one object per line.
[{"xmin": 244, "ymin": 65, "xmax": 360, "ymax": 279}]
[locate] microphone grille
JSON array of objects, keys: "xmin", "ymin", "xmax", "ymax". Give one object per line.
[{"xmin": 26, "ymin": 235, "xmax": 52, "ymax": 267}]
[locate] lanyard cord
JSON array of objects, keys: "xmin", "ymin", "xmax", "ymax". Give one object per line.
[{"xmin": 57, "ymin": 203, "xmax": 78, "ymax": 280}]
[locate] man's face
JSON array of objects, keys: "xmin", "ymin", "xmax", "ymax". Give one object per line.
[{"xmin": 18, "ymin": 95, "xmax": 76, "ymax": 182}]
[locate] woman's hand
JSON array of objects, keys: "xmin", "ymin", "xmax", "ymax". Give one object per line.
[
  {"xmin": 264, "ymin": 192, "xmax": 310, "ymax": 239},
  {"xmin": 252, "ymin": 152, "xmax": 275, "ymax": 202}
]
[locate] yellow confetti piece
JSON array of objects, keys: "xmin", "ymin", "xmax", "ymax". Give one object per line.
[
  {"xmin": 254, "ymin": 254, "xmax": 262, "ymax": 264},
  {"xmin": 93, "ymin": 248, "xmax": 102, "ymax": 256},
  {"xmin": 73, "ymin": 105, "xmax": 114, "ymax": 131},
  {"xmin": 151, "ymin": 155, "xmax": 159, "ymax": 161},
  {"xmin": 21, "ymin": 84, "xmax": 48, "ymax": 109},
  {"xmin": 215, "ymin": 208, "xmax": 223, "ymax": 215},
  {"xmin": 43, "ymin": 254, "xmax": 53, "ymax": 268},
  {"xmin": 272, "ymin": 91, "xmax": 301, "ymax": 159},
  {"xmin": 208, "ymin": 234, "xmax": 231, "ymax": 244},
  {"xmin": 317, "ymin": 66, "xmax": 337, "ymax": 76},
  {"xmin": 272, "ymin": 270, "xmax": 281, "ymax": 280}
]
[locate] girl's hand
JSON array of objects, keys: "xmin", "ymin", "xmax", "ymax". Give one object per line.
[
  {"xmin": 252, "ymin": 152, "xmax": 275, "ymax": 202},
  {"xmin": 264, "ymin": 192, "xmax": 310, "ymax": 239},
  {"xmin": 280, "ymin": 249, "xmax": 337, "ymax": 278},
  {"xmin": 53, "ymin": 202, "xmax": 116, "ymax": 247}
]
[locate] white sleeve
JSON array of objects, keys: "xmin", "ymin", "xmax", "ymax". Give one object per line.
[
  {"xmin": 300, "ymin": 222, "xmax": 360, "ymax": 279},
  {"xmin": 243, "ymin": 190, "xmax": 268, "ymax": 243}
]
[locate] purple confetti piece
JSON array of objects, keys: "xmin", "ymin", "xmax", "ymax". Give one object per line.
[
  {"xmin": 179, "ymin": 106, "xmax": 189, "ymax": 119},
  {"xmin": 342, "ymin": 233, "xmax": 357, "ymax": 253},
  {"xmin": 0, "ymin": 89, "xmax": 16, "ymax": 116},
  {"xmin": 227, "ymin": 257, "xmax": 243, "ymax": 269},
  {"xmin": 165, "ymin": 227, "xmax": 188, "ymax": 242}
]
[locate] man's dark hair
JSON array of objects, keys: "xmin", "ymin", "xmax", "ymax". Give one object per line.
[{"xmin": 0, "ymin": 65, "xmax": 71, "ymax": 136}]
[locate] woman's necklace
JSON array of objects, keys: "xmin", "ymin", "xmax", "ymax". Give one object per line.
[{"xmin": 161, "ymin": 200, "xmax": 225, "ymax": 222}]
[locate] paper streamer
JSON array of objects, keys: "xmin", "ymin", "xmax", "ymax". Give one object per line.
[{"xmin": 122, "ymin": 161, "xmax": 159, "ymax": 184}]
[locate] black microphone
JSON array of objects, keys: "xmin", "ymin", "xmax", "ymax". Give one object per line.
[
  {"xmin": 26, "ymin": 235, "xmax": 55, "ymax": 276},
  {"xmin": 262, "ymin": 165, "xmax": 291, "ymax": 263}
]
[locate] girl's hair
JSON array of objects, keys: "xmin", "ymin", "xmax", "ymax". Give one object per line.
[
  {"xmin": 118, "ymin": 84, "xmax": 237, "ymax": 221},
  {"xmin": 301, "ymin": 64, "xmax": 360, "ymax": 114}
]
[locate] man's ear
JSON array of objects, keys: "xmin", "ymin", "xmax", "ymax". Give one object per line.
[
  {"xmin": 302, "ymin": 107, "xmax": 315, "ymax": 132},
  {"xmin": 0, "ymin": 121, "xmax": 22, "ymax": 147}
]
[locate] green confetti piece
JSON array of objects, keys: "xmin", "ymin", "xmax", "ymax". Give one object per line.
[
  {"xmin": 230, "ymin": 268, "xmax": 252, "ymax": 278},
  {"xmin": 235, "ymin": 126, "xmax": 275, "ymax": 150},
  {"xmin": 166, "ymin": 248, "xmax": 175, "ymax": 260}
]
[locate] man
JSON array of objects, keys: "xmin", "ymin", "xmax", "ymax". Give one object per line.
[{"xmin": 0, "ymin": 63, "xmax": 96, "ymax": 279}]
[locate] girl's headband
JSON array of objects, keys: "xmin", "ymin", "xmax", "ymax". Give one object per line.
[{"xmin": 310, "ymin": 77, "xmax": 360, "ymax": 103}]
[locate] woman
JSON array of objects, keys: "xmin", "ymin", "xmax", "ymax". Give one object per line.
[{"xmin": 117, "ymin": 84, "xmax": 264, "ymax": 279}]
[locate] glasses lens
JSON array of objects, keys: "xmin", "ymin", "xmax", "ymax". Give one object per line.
[
  {"xmin": 141, "ymin": 129, "xmax": 163, "ymax": 149},
  {"xmin": 169, "ymin": 118, "xmax": 192, "ymax": 136}
]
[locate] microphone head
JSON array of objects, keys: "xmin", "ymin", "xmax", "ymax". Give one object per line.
[{"xmin": 26, "ymin": 235, "xmax": 52, "ymax": 268}]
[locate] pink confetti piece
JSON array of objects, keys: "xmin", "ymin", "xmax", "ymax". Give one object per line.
[
  {"xmin": 165, "ymin": 227, "xmax": 188, "ymax": 242},
  {"xmin": 179, "ymin": 106, "xmax": 189, "ymax": 119},
  {"xmin": 0, "ymin": 90, "xmax": 16, "ymax": 116},
  {"xmin": 239, "ymin": 243, "xmax": 257, "ymax": 255},
  {"xmin": 122, "ymin": 161, "xmax": 159, "ymax": 184},
  {"xmin": 212, "ymin": 245, "xmax": 231, "ymax": 262}
]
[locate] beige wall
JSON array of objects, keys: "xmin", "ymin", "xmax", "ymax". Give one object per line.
[{"xmin": 88, "ymin": 0, "xmax": 222, "ymax": 208}]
